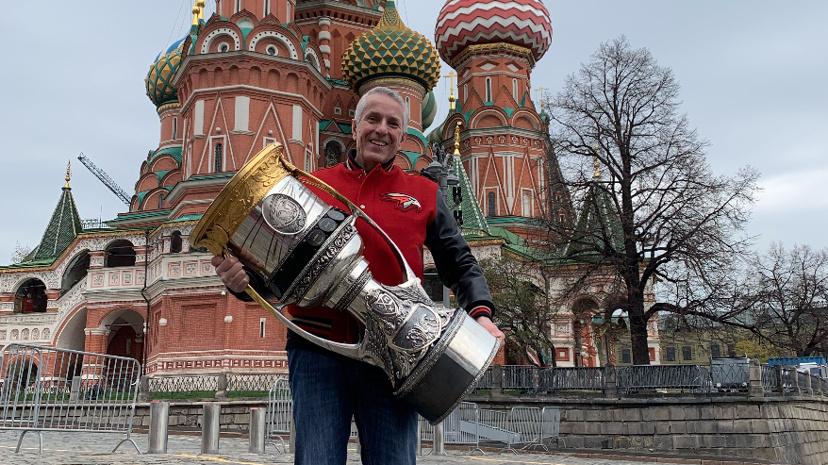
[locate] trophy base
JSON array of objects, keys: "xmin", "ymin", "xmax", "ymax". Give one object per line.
[{"xmin": 395, "ymin": 311, "xmax": 499, "ymax": 425}]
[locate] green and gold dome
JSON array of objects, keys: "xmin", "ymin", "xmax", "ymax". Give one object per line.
[
  {"xmin": 342, "ymin": 0, "xmax": 441, "ymax": 92},
  {"xmin": 145, "ymin": 36, "xmax": 186, "ymax": 107}
]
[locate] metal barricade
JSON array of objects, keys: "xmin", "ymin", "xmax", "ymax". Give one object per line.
[
  {"xmin": 505, "ymin": 407, "xmax": 545, "ymax": 452},
  {"xmin": 0, "ymin": 343, "xmax": 141, "ymax": 454},
  {"xmin": 265, "ymin": 377, "xmax": 291, "ymax": 452},
  {"xmin": 540, "ymin": 406, "xmax": 560, "ymax": 443},
  {"xmin": 476, "ymin": 407, "xmax": 519, "ymax": 447},
  {"xmin": 419, "ymin": 402, "xmax": 482, "ymax": 454}
]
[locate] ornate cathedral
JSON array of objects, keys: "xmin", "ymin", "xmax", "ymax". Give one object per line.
[{"xmin": 0, "ymin": 0, "xmax": 660, "ymax": 377}]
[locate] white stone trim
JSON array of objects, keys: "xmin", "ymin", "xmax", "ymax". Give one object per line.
[
  {"xmin": 200, "ymin": 28, "xmax": 242, "ymax": 54},
  {"xmin": 248, "ymin": 31, "xmax": 298, "ymax": 59}
]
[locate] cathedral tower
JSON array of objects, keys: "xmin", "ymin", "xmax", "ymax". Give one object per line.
[{"xmin": 435, "ymin": 0, "xmax": 558, "ymax": 237}]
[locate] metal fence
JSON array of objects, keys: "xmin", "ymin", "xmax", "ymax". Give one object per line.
[
  {"xmin": 147, "ymin": 372, "xmax": 285, "ymax": 397},
  {"xmin": 0, "ymin": 343, "xmax": 141, "ymax": 454},
  {"xmin": 148, "ymin": 374, "xmax": 219, "ymax": 394},
  {"xmin": 538, "ymin": 367, "xmax": 605, "ymax": 393},
  {"xmin": 474, "ymin": 363, "xmax": 828, "ymax": 397},
  {"xmin": 265, "ymin": 377, "xmax": 291, "ymax": 452},
  {"xmin": 418, "ymin": 402, "xmax": 482, "ymax": 453},
  {"xmin": 262, "ymin": 376, "xmax": 559, "ymax": 455},
  {"xmin": 616, "ymin": 364, "xmax": 710, "ymax": 395}
]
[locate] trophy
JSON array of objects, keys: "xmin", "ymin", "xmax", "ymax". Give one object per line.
[{"xmin": 192, "ymin": 144, "xmax": 499, "ymax": 424}]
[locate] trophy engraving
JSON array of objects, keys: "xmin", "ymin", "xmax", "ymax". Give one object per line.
[{"xmin": 262, "ymin": 193, "xmax": 306, "ymax": 234}]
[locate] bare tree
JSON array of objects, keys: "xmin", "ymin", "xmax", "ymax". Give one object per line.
[
  {"xmin": 544, "ymin": 37, "xmax": 758, "ymax": 364},
  {"xmin": 482, "ymin": 256, "xmax": 559, "ymax": 367},
  {"xmin": 11, "ymin": 242, "xmax": 32, "ymax": 264},
  {"xmin": 742, "ymin": 244, "xmax": 828, "ymax": 356}
]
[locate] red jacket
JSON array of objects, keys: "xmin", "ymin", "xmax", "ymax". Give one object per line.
[{"xmin": 239, "ymin": 157, "xmax": 494, "ymax": 342}]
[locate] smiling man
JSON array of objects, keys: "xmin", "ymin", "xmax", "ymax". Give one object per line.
[{"xmin": 212, "ymin": 86, "xmax": 503, "ymax": 465}]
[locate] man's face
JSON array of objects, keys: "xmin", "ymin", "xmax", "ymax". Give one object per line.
[{"xmin": 352, "ymin": 93, "xmax": 405, "ymax": 170}]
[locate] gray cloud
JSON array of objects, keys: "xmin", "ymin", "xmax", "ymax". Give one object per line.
[{"xmin": 2, "ymin": 0, "xmax": 826, "ymax": 264}]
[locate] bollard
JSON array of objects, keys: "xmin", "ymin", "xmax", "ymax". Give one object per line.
[
  {"xmin": 69, "ymin": 377, "xmax": 82, "ymax": 402},
  {"xmin": 202, "ymin": 403, "xmax": 221, "ymax": 454},
  {"xmin": 148, "ymin": 401, "xmax": 170, "ymax": 454},
  {"xmin": 433, "ymin": 421, "xmax": 445, "ymax": 455},
  {"xmin": 248, "ymin": 407, "xmax": 266, "ymax": 454}
]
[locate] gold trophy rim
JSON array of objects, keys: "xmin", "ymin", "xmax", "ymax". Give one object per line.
[{"xmin": 191, "ymin": 143, "xmax": 296, "ymax": 255}]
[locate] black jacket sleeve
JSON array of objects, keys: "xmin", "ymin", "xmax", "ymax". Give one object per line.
[
  {"xmin": 228, "ymin": 269, "xmax": 273, "ymax": 302},
  {"xmin": 424, "ymin": 190, "xmax": 496, "ymax": 318}
]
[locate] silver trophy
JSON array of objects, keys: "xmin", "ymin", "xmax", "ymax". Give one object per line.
[{"xmin": 192, "ymin": 144, "xmax": 499, "ymax": 423}]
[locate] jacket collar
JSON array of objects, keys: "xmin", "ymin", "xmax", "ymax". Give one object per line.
[{"xmin": 345, "ymin": 151, "xmax": 396, "ymax": 173}]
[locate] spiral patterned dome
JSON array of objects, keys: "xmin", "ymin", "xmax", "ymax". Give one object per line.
[
  {"xmin": 435, "ymin": 0, "xmax": 552, "ymax": 66},
  {"xmin": 146, "ymin": 36, "xmax": 186, "ymax": 107},
  {"xmin": 342, "ymin": 0, "xmax": 441, "ymax": 91}
]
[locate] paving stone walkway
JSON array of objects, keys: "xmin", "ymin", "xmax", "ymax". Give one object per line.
[{"xmin": 0, "ymin": 431, "xmax": 730, "ymax": 465}]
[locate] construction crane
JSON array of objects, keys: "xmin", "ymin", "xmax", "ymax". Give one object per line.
[{"xmin": 77, "ymin": 153, "xmax": 131, "ymax": 205}]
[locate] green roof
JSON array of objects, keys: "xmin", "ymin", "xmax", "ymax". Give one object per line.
[
  {"xmin": 406, "ymin": 128, "xmax": 427, "ymax": 147},
  {"xmin": 400, "ymin": 151, "xmax": 421, "ymax": 167},
  {"xmin": 148, "ymin": 146, "xmax": 183, "ymax": 165},
  {"xmin": 29, "ymin": 185, "xmax": 84, "ymax": 262},
  {"xmin": 565, "ymin": 178, "xmax": 625, "ymax": 260},
  {"xmin": 447, "ymin": 154, "xmax": 490, "ymax": 235},
  {"xmin": 170, "ymin": 213, "xmax": 203, "ymax": 223}
]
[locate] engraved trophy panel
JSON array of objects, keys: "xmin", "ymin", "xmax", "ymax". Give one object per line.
[{"xmin": 229, "ymin": 176, "xmax": 332, "ymax": 295}]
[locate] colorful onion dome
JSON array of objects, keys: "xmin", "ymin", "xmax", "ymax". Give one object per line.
[
  {"xmin": 342, "ymin": 0, "xmax": 441, "ymax": 91},
  {"xmin": 435, "ymin": 0, "xmax": 553, "ymax": 66},
  {"xmin": 145, "ymin": 36, "xmax": 186, "ymax": 107}
]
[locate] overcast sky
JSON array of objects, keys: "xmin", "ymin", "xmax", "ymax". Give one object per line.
[{"xmin": 1, "ymin": 0, "xmax": 826, "ymax": 265}]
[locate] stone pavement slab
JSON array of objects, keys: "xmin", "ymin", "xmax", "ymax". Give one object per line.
[{"xmin": 0, "ymin": 431, "xmax": 715, "ymax": 465}]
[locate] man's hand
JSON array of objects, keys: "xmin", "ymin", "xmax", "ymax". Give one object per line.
[
  {"xmin": 475, "ymin": 316, "xmax": 505, "ymax": 345},
  {"xmin": 211, "ymin": 255, "xmax": 249, "ymax": 294}
]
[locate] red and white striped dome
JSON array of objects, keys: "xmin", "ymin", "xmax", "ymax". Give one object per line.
[{"xmin": 435, "ymin": 0, "xmax": 552, "ymax": 65}]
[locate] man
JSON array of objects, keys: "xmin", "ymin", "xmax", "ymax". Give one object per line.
[{"xmin": 212, "ymin": 86, "xmax": 503, "ymax": 464}]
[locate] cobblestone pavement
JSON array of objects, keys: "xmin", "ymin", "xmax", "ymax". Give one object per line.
[{"xmin": 0, "ymin": 431, "xmax": 702, "ymax": 465}]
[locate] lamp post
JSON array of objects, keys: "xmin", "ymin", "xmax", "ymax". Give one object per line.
[{"xmin": 421, "ymin": 139, "xmax": 462, "ymax": 308}]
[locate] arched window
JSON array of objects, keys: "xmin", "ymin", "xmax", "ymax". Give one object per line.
[
  {"xmin": 512, "ymin": 78, "xmax": 518, "ymax": 101},
  {"xmin": 324, "ymin": 141, "xmax": 343, "ymax": 167},
  {"xmin": 170, "ymin": 231, "xmax": 183, "ymax": 253},
  {"xmin": 214, "ymin": 143, "xmax": 224, "ymax": 172},
  {"xmin": 14, "ymin": 278, "xmax": 48, "ymax": 314},
  {"xmin": 61, "ymin": 251, "xmax": 90, "ymax": 295},
  {"xmin": 105, "ymin": 240, "xmax": 136, "ymax": 268},
  {"xmin": 264, "ymin": 0, "xmax": 270, "ymax": 15},
  {"xmin": 486, "ymin": 191, "xmax": 496, "ymax": 217},
  {"xmin": 172, "ymin": 117, "xmax": 177, "ymax": 139},
  {"xmin": 485, "ymin": 77, "xmax": 492, "ymax": 103}
]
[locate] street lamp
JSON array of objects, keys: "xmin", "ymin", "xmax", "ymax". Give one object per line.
[{"xmin": 421, "ymin": 125, "xmax": 465, "ymax": 308}]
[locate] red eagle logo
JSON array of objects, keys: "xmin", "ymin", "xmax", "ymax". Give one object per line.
[{"xmin": 382, "ymin": 192, "xmax": 422, "ymax": 212}]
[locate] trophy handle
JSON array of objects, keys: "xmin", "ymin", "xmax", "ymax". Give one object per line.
[
  {"xmin": 288, "ymin": 167, "xmax": 420, "ymax": 285},
  {"xmin": 244, "ymin": 283, "xmax": 364, "ymax": 359}
]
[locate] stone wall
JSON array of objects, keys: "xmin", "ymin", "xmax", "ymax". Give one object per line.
[
  {"xmin": 129, "ymin": 396, "xmax": 828, "ymax": 465},
  {"xmin": 133, "ymin": 400, "xmax": 267, "ymax": 433},
  {"xmin": 470, "ymin": 395, "xmax": 828, "ymax": 465}
]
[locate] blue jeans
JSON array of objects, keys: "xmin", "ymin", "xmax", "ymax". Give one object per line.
[{"xmin": 287, "ymin": 336, "xmax": 417, "ymax": 465}]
